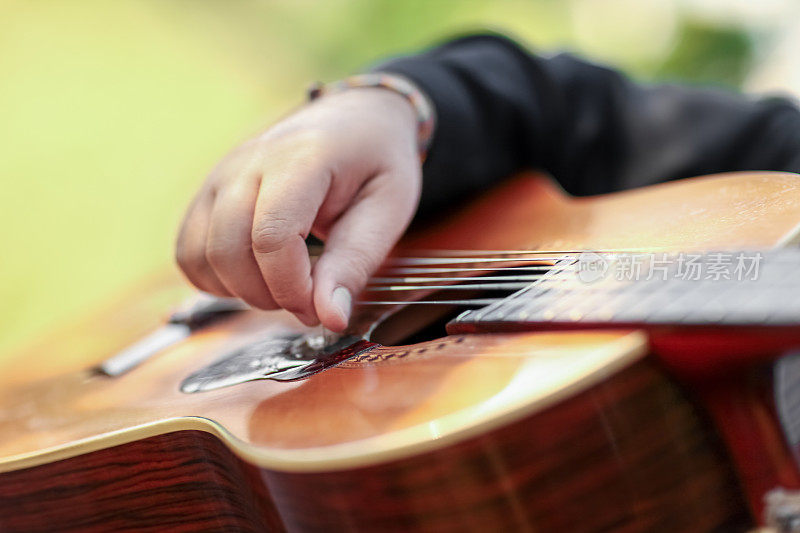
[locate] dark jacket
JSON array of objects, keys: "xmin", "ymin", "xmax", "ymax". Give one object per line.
[{"xmin": 377, "ymin": 34, "xmax": 800, "ymax": 215}]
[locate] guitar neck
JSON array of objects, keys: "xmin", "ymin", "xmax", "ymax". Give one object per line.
[{"xmin": 453, "ymin": 249, "xmax": 800, "ymax": 328}]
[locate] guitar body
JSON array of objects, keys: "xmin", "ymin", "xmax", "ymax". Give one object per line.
[{"xmin": 2, "ymin": 171, "xmax": 800, "ymax": 532}]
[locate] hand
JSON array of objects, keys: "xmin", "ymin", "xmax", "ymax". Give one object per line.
[{"xmin": 176, "ymin": 88, "xmax": 422, "ymax": 332}]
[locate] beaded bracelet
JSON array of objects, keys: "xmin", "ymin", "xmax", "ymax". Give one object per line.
[{"xmin": 308, "ymin": 73, "xmax": 435, "ymax": 161}]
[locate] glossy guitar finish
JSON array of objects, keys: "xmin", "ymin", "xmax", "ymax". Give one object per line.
[{"xmin": 2, "ymin": 171, "xmax": 800, "ymax": 532}]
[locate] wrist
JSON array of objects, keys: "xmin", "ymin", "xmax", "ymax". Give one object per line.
[{"xmin": 308, "ymin": 73, "xmax": 435, "ymax": 160}]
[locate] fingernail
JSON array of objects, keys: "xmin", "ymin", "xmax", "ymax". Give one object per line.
[{"xmin": 331, "ymin": 286, "xmax": 352, "ymax": 324}]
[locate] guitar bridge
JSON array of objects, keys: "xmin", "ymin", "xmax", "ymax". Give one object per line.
[{"xmin": 179, "ymin": 333, "xmax": 374, "ymax": 393}]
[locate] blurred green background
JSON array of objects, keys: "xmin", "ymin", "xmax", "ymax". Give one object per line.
[{"xmin": 0, "ymin": 0, "xmax": 792, "ymax": 358}]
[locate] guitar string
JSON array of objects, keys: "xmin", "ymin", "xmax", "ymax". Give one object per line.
[
  {"xmin": 375, "ymin": 252, "xmax": 575, "ymax": 287},
  {"xmin": 365, "ymin": 276, "xmax": 607, "ymax": 287},
  {"xmin": 357, "ymin": 249, "xmax": 662, "ymax": 304},
  {"xmin": 359, "ymin": 251, "xmax": 574, "ymax": 304},
  {"xmin": 382, "ymin": 266, "xmax": 555, "ymax": 274},
  {"xmin": 370, "ymin": 275, "xmax": 547, "ymax": 283},
  {"xmin": 358, "ymin": 350, "xmax": 598, "ymax": 357},
  {"xmin": 365, "ymin": 277, "xmax": 592, "ymax": 292},
  {"xmin": 366, "ymin": 282, "xmax": 538, "ymax": 292},
  {"xmin": 353, "ymin": 247, "xmax": 786, "ymax": 306},
  {"xmin": 387, "ymin": 256, "xmax": 578, "ymax": 265},
  {"xmin": 384, "ymin": 248, "xmax": 659, "ymax": 263},
  {"xmin": 357, "ymin": 299, "xmax": 508, "ymax": 306},
  {"xmin": 392, "ymin": 248, "xmax": 654, "ymax": 256}
]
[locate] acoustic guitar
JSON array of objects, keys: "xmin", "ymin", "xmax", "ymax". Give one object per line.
[{"xmin": 2, "ymin": 171, "xmax": 800, "ymax": 532}]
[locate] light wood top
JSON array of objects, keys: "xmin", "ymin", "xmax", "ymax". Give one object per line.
[{"xmin": 1, "ymin": 171, "xmax": 799, "ymax": 473}]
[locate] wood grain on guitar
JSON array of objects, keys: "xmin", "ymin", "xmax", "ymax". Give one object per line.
[{"xmin": 2, "ymin": 171, "xmax": 800, "ymax": 532}]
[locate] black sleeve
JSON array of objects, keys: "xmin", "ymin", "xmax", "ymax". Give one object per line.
[{"xmin": 375, "ymin": 33, "xmax": 800, "ymax": 215}]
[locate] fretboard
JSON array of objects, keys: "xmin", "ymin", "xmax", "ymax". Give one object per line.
[{"xmin": 452, "ymin": 249, "xmax": 800, "ymax": 327}]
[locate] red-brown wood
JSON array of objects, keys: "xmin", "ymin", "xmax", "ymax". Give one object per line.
[
  {"xmin": 0, "ymin": 430, "xmax": 283, "ymax": 533},
  {"xmin": 0, "ymin": 359, "xmax": 749, "ymax": 532}
]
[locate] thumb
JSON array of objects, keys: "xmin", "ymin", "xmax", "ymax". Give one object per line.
[{"xmin": 312, "ymin": 171, "xmax": 419, "ymax": 332}]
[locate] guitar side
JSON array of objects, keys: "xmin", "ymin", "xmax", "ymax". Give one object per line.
[{"xmin": 0, "ymin": 356, "xmax": 749, "ymax": 532}]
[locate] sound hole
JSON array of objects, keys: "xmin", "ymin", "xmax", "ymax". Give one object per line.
[{"xmin": 368, "ymin": 267, "xmax": 543, "ymax": 345}]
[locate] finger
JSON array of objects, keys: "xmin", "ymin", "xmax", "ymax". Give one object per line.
[
  {"xmin": 175, "ymin": 189, "xmax": 232, "ymax": 297},
  {"xmin": 251, "ymin": 157, "xmax": 331, "ymax": 326},
  {"xmin": 313, "ymin": 170, "xmax": 419, "ymax": 331},
  {"xmin": 206, "ymin": 177, "xmax": 279, "ymax": 310}
]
